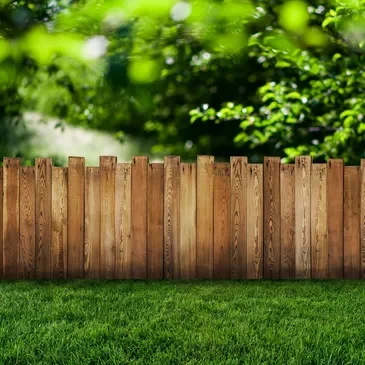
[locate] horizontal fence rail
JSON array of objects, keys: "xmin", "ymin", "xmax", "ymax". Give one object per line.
[{"xmin": 0, "ymin": 156, "xmax": 363, "ymax": 280}]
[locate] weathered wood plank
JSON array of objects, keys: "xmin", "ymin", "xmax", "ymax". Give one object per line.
[
  {"xmin": 247, "ymin": 164, "xmax": 263, "ymax": 279},
  {"xmin": 230, "ymin": 157, "xmax": 247, "ymax": 279},
  {"xmin": 361, "ymin": 160, "xmax": 365, "ymax": 278},
  {"xmin": 0, "ymin": 167, "xmax": 3, "ymax": 279},
  {"xmin": 116, "ymin": 163, "xmax": 132, "ymax": 279},
  {"xmin": 328, "ymin": 159, "xmax": 344, "ymax": 279},
  {"xmin": 147, "ymin": 163, "xmax": 164, "ymax": 279},
  {"xmin": 164, "ymin": 156, "xmax": 180, "ymax": 279},
  {"xmin": 85, "ymin": 167, "xmax": 100, "ymax": 279},
  {"xmin": 280, "ymin": 164, "xmax": 295, "ymax": 279},
  {"xmin": 213, "ymin": 163, "xmax": 231, "ymax": 279},
  {"xmin": 100, "ymin": 156, "xmax": 116, "ymax": 279},
  {"xmin": 196, "ymin": 156, "xmax": 214, "ymax": 279},
  {"xmin": 344, "ymin": 166, "xmax": 361, "ymax": 279},
  {"xmin": 263, "ymin": 157, "xmax": 281, "ymax": 279},
  {"xmin": 311, "ymin": 164, "xmax": 328, "ymax": 279},
  {"xmin": 3, "ymin": 158, "xmax": 20, "ymax": 279},
  {"xmin": 51, "ymin": 167, "xmax": 67, "ymax": 279},
  {"xmin": 131, "ymin": 156, "xmax": 148, "ymax": 279},
  {"xmin": 295, "ymin": 156, "xmax": 311, "ymax": 279},
  {"xmin": 35, "ymin": 158, "xmax": 52, "ymax": 279},
  {"xmin": 19, "ymin": 167, "xmax": 36, "ymax": 279},
  {"xmin": 67, "ymin": 156, "xmax": 85, "ymax": 279}
]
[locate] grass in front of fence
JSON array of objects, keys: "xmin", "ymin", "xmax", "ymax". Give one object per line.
[{"xmin": 0, "ymin": 280, "xmax": 365, "ymax": 364}]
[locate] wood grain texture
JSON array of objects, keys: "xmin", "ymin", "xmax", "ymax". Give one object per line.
[
  {"xmin": 328, "ymin": 159, "xmax": 344, "ymax": 279},
  {"xmin": 344, "ymin": 166, "xmax": 361, "ymax": 279},
  {"xmin": 230, "ymin": 157, "xmax": 247, "ymax": 279},
  {"xmin": 311, "ymin": 164, "xmax": 328, "ymax": 279},
  {"xmin": 35, "ymin": 158, "xmax": 52, "ymax": 279},
  {"xmin": 20, "ymin": 167, "xmax": 36, "ymax": 279},
  {"xmin": 67, "ymin": 156, "xmax": 85, "ymax": 279},
  {"xmin": 131, "ymin": 156, "xmax": 148, "ymax": 279},
  {"xmin": 295, "ymin": 156, "xmax": 312, "ymax": 279},
  {"xmin": 361, "ymin": 160, "xmax": 365, "ymax": 278},
  {"xmin": 115, "ymin": 163, "xmax": 132, "ymax": 279},
  {"xmin": 85, "ymin": 167, "xmax": 100, "ymax": 279},
  {"xmin": 213, "ymin": 163, "xmax": 231, "ymax": 279},
  {"xmin": 180, "ymin": 163, "xmax": 197, "ymax": 280},
  {"xmin": 247, "ymin": 164, "xmax": 263, "ymax": 279},
  {"xmin": 100, "ymin": 156, "xmax": 116, "ymax": 279},
  {"xmin": 147, "ymin": 163, "xmax": 164, "ymax": 279},
  {"xmin": 3, "ymin": 158, "xmax": 20, "ymax": 279},
  {"xmin": 263, "ymin": 157, "xmax": 281, "ymax": 279},
  {"xmin": 164, "ymin": 156, "xmax": 180, "ymax": 279},
  {"xmin": 196, "ymin": 156, "xmax": 214, "ymax": 279},
  {"xmin": 280, "ymin": 164, "xmax": 295, "ymax": 279},
  {"xmin": 0, "ymin": 167, "xmax": 3, "ymax": 279},
  {"xmin": 51, "ymin": 167, "xmax": 67, "ymax": 279}
]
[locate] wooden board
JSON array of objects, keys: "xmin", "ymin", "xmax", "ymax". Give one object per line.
[
  {"xmin": 247, "ymin": 164, "xmax": 263, "ymax": 279},
  {"xmin": 85, "ymin": 167, "xmax": 100, "ymax": 279},
  {"xmin": 295, "ymin": 156, "xmax": 311, "ymax": 279},
  {"xmin": 147, "ymin": 163, "xmax": 164, "ymax": 279},
  {"xmin": 328, "ymin": 159, "xmax": 344, "ymax": 279},
  {"xmin": 0, "ymin": 167, "xmax": 3, "ymax": 279},
  {"xmin": 230, "ymin": 157, "xmax": 247, "ymax": 279},
  {"xmin": 213, "ymin": 163, "xmax": 231, "ymax": 279},
  {"xmin": 196, "ymin": 156, "xmax": 214, "ymax": 279},
  {"xmin": 67, "ymin": 156, "xmax": 85, "ymax": 279},
  {"xmin": 100, "ymin": 156, "xmax": 116, "ymax": 279},
  {"xmin": 35, "ymin": 158, "xmax": 52, "ymax": 279},
  {"xmin": 280, "ymin": 165, "xmax": 295, "ymax": 279},
  {"xmin": 179, "ymin": 163, "xmax": 196, "ymax": 280},
  {"xmin": 344, "ymin": 167, "xmax": 361, "ymax": 279},
  {"xmin": 263, "ymin": 157, "xmax": 281, "ymax": 279},
  {"xmin": 361, "ymin": 160, "xmax": 365, "ymax": 278},
  {"xmin": 51, "ymin": 167, "xmax": 67, "ymax": 279},
  {"xmin": 3, "ymin": 158, "xmax": 20, "ymax": 279},
  {"xmin": 164, "ymin": 156, "xmax": 180, "ymax": 279},
  {"xmin": 311, "ymin": 164, "xmax": 328, "ymax": 279},
  {"xmin": 115, "ymin": 163, "xmax": 132, "ymax": 279},
  {"xmin": 131, "ymin": 156, "xmax": 148, "ymax": 279},
  {"xmin": 20, "ymin": 166, "xmax": 36, "ymax": 279}
]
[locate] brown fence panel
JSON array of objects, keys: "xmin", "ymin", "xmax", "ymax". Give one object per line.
[{"xmin": 0, "ymin": 167, "xmax": 3, "ymax": 279}]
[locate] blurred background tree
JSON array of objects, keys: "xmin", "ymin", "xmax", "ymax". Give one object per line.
[{"xmin": 1, "ymin": 0, "xmax": 365, "ymax": 164}]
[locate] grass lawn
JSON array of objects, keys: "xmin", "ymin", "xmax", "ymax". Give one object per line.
[{"xmin": 1, "ymin": 281, "xmax": 365, "ymax": 364}]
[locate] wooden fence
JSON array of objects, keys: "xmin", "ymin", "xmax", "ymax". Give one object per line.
[{"xmin": 0, "ymin": 155, "xmax": 363, "ymax": 280}]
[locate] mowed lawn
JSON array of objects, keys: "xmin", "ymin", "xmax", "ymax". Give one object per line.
[{"xmin": 1, "ymin": 281, "xmax": 365, "ymax": 365}]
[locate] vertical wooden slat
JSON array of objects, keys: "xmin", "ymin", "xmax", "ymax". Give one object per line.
[
  {"xmin": 311, "ymin": 164, "xmax": 328, "ymax": 279},
  {"xmin": 197, "ymin": 156, "xmax": 214, "ymax": 279},
  {"xmin": 180, "ymin": 163, "xmax": 197, "ymax": 280},
  {"xmin": 295, "ymin": 156, "xmax": 311, "ymax": 279},
  {"xmin": 20, "ymin": 166, "xmax": 35, "ymax": 279},
  {"xmin": 67, "ymin": 156, "xmax": 85, "ymax": 279},
  {"xmin": 115, "ymin": 163, "xmax": 132, "ymax": 279},
  {"xmin": 247, "ymin": 164, "xmax": 263, "ymax": 279},
  {"xmin": 213, "ymin": 163, "xmax": 231, "ymax": 279},
  {"xmin": 328, "ymin": 159, "xmax": 344, "ymax": 279},
  {"xmin": 230, "ymin": 157, "xmax": 247, "ymax": 279},
  {"xmin": 100, "ymin": 156, "xmax": 116, "ymax": 279},
  {"xmin": 147, "ymin": 163, "xmax": 164, "ymax": 279},
  {"xmin": 85, "ymin": 167, "xmax": 100, "ymax": 279},
  {"xmin": 3, "ymin": 158, "xmax": 20, "ymax": 279},
  {"xmin": 164, "ymin": 156, "xmax": 180, "ymax": 279},
  {"xmin": 35, "ymin": 158, "xmax": 52, "ymax": 279},
  {"xmin": 263, "ymin": 157, "xmax": 281, "ymax": 279},
  {"xmin": 344, "ymin": 166, "xmax": 361, "ymax": 279},
  {"xmin": 51, "ymin": 167, "xmax": 67, "ymax": 279},
  {"xmin": 0, "ymin": 167, "xmax": 3, "ymax": 279},
  {"xmin": 361, "ymin": 160, "xmax": 365, "ymax": 278},
  {"xmin": 280, "ymin": 164, "xmax": 295, "ymax": 279},
  {"xmin": 132, "ymin": 156, "xmax": 148, "ymax": 279}
]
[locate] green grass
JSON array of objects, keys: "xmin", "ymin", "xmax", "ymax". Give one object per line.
[{"xmin": 1, "ymin": 281, "xmax": 365, "ymax": 365}]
